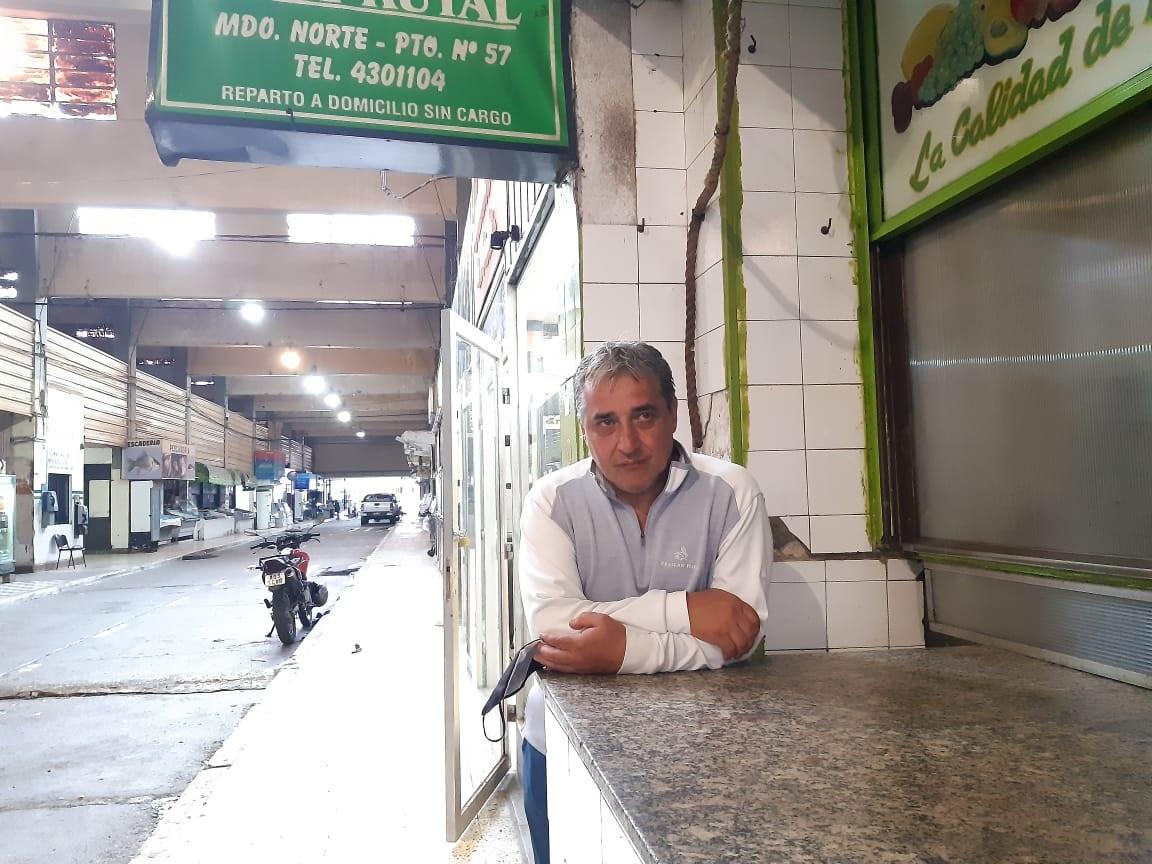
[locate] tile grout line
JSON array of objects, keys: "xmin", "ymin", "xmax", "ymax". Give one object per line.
[{"xmin": 786, "ymin": 41, "xmax": 814, "ymax": 531}]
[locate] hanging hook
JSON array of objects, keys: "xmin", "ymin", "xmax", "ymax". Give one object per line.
[
  {"xmin": 820, "ymin": 218, "xmax": 832, "ymax": 235},
  {"xmin": 748, "ymin": 34, "xmax": 757, "ymax": 54}
]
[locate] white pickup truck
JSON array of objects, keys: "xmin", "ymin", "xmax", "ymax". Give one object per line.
[{"xmin": 360, "ymin": 493, "xmax": 401, "ymax": 526}]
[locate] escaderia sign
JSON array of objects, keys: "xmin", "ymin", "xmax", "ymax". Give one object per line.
[
  {"xmin": 876, "ymin": 0, "xmax": 1152, "ymax": 221},
  {"xmin": 148, "ymin": 0, "xmax": 570, "ymax": 174}
]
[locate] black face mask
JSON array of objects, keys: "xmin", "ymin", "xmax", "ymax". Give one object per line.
[{"xmin": 481, "ymin": 639, "xmax": 544, "ymax": 743}]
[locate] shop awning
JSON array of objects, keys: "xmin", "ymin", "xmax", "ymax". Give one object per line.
[{"xmin": 195, "ymin": 463, "xmax": 235, "ymax": 486}]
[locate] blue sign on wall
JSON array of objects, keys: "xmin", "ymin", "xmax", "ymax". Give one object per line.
[
  {"xmin": 254, "ymin": 449, "xmax": 285, "ymax": 486},
  {"xmin": 294, "ymin": 472, "xmax": 314, "ymax": 491}
]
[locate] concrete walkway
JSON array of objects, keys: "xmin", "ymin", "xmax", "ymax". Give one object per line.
[
  {"xmin": 128, "ymin": 521, "xmax": 527, "ymax": 864},
  {"xmin": 0, "ymin": 530, "xmax": 277, "ymax": 607}
]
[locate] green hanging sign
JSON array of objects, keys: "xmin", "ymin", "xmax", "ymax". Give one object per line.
[{"xmin": 147, "ymin": 0, "xmax": 573, "ymax": 180}]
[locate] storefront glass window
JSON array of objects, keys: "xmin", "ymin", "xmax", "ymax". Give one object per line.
[
  {"xmin": 892, "ymin": 104, "xmax": 1152, "ymax": 566},
  {"xmin": 516, "ymin": 188, "xmax": 582, "ymax": 485}
]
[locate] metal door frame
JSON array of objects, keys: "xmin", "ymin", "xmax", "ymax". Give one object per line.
[{"xmin": 440, "ymin": 307, "xmax": 508, "ymax": 842}]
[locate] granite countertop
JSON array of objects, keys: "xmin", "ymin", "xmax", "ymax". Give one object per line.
[{"xmin": 541, "ymin": 646, "xmax": 1152, "ymax": 864}]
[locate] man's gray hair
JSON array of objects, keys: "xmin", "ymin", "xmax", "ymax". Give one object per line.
[{"xmin": 574, "ymin": 342, "xmax": 677, "ymax": 419}]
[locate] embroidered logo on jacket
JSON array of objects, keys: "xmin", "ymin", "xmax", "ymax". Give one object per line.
[{"xmin": 661, "ymin": 545, "xmax": 697, "ymax": 570}]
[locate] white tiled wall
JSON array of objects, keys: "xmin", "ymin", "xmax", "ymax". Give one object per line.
[
  {"xmin": 575, "ymin": 0, "xmax": 926, "ymax": 654},
  {"xmin": 736, "ymin": 0, "xmax": 869, "ymax": 574},
  {"xmin": 547, "ymin": 705, "xmax": 645, "ymax": 864},
  {"xmin": 718, "ymin": 0, "xmax": 922, "ymax": 650},
  {"xmin": 578, "ymin": 0, "xmax": 690, "ymax": 389},
  {"xmin": 763, "ymin": 558, "xmax": 926, "ymax": 650},
  {"xmin": 682, "ymin": 0, "xmax": 728, "ymax": 418}
]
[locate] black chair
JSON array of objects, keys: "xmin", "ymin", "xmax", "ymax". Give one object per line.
[{"xmin": 53, "ymin": 534, "xmax": 85, "ymax": 569}]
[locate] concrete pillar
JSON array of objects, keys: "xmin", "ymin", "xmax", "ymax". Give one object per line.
[
  {"xmin": 6, "ymin": 299, "xmax": 50, "ymax": 571},
  {"xmin": 185, "ymin": 375, "xmax": 193, "ymax": 446},
  {"xmin": 126, "ymin": 342, "xmax": 138, "ymax": 442}
]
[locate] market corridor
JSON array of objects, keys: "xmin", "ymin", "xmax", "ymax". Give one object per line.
[
  {"xmin": 0, "ymin": 517, "xmax": 412, "ymax": 863},
  {"xmin": 125, "ymin": 519, "xmax": 525, "ymax": 864}
]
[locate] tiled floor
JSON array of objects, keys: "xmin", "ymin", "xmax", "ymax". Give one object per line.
[{"xmin": 452, "ymin": 783, "xmax": 530, "ymax": 863}]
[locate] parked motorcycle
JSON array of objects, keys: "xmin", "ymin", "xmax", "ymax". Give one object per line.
[{"xmin": 249, "ymin": 529, "xmax": 329, "ymax": 645}]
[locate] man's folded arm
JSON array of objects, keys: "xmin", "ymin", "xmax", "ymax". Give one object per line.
[{"xmin": 520, "ymin": 493, "xmax": 723, "ymax": 673}]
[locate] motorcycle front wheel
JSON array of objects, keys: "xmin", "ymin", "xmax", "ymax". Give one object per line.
[{"xmin": 271, "ymin": 588, "xmax": 297, "ymax": 645}]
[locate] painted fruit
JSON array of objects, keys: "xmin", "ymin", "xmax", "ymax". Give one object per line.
[
  {"xmin": 892, "ymin": 80, "xmax": 914, "ymax": 133},
  {"xmin": 977, "ymin": 0, "xmax": 1028, "ymax": 61},
  {"xmin": 910, "ymin": 56, "xmax": 935, "ymax": 105},
  {"xmin": 918, "ymin": 0, "xmax": 985, "ymax": 106},
  {"xmin": 1046, "ymin": 0, "xmax": 1081, "ymax": 19},
  {"xmin": 1010, "ymin": 0, "xmax": 1048, "ymax": 24},
  {"xmin": 900, "ymin": 3, "xmax": 955, "ymax": 82}
]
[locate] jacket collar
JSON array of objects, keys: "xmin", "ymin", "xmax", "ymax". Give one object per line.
[{"xmin": 589, "ymin": 440, "xmax": 695, "ymax": 501}]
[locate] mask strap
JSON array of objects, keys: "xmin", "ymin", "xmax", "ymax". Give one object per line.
[{"xmin": 482, "ymin": 706, "xmax": 506, "ymax": 744}]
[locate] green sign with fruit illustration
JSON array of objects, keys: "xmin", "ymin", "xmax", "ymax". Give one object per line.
[{"xmin": 875, "ymin": 0, "xmax": 1152, "ymax": 220}]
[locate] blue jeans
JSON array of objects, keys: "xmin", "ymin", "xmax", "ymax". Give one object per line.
[{"xmin": 522, "ymin": 738, "xmax": 550, "ymax": 864}]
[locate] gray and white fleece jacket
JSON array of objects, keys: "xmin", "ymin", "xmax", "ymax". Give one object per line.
[{"xmin": 519, "ymin": 443, "xmax": 772, "ymax": 753}]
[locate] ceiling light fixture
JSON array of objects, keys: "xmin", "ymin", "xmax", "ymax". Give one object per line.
[
  {"xmin": 302, "ymin": 373, "xmax": 326, "ymax": 395},
  {"xmin": 323, "ymin": 392, "xmax": 342, "ymax": 408},
  {"xmin": 337, "ymin": 410, "xmax": 351, "ymax": 424},
  {"xmin": 77, "ymin": 207, "xmax": 216, "ymax": 257},
  {"xmin": 287, "ymin": 212, "xmax": 416, "ymax": 247},
  {"xmin": 280, "ymin": 348, "xmax": 301, "ymax": 369},
  {"xmin": 239, "ymin": 301, "xmax": 265, "ymax": 324},
  {"xmin": 0, "ymin": 286, "xmax": 16, "ymax": 300},
  {"xmin": 0, "ymin": 271, "xmax": 17, "ymax": 281},
  {"xmin": 356, "ymin": 430, "xmax": 366, "ymax": 439}
]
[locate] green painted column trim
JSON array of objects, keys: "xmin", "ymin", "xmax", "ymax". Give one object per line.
[
  {"xmin": 920, "ymin": 553, "xmax": 1152, "ymax": 594},
  {"xmin": 855, "ymin": 0, "xmax": 885, "ymax": 231},
  {"xmin": 720, "ymin": 118, "xmax": 748, "ymax": 467},
  {"xmin": 713, "ymin": 0, "xmax": 748, "ymax": 466},
  {"xmin": 873, "ymin": 65, "xmax": 1152, "ymax": 240},
  {"xmin": 844, "ymin": 0, "xmax": 883, "ymax": 545}
]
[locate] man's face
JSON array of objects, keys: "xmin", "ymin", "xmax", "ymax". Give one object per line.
[{"xmin": 581, "ymin": 372, "xmax": 677, "ymax": 501}]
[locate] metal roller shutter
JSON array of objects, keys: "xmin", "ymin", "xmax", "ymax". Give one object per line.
[
  {"xmin": 47, "ymin": 330, "xmax": 128, "ymax": 446},
  {"xmin": 0, "ymin": 306, "xmax": 33, "ymax": 417},
  {"xmin": 134, "ymin": 373, "xmax": 185, "ymax": 443},
  {"xmin": 189, "ymin": 395, "xmax": 226, "ymax": 467},
  {"xmin": 225, "ymin": 415, "xmax": 256, "ymax": 473}
]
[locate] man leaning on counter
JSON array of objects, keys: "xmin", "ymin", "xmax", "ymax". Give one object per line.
[{"xmin": 517, "ymin": 341, "xmax": 773, "ymax": 864}]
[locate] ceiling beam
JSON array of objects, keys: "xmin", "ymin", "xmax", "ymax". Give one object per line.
[
  {"xmin": 136, "ymin": 308, "xmax": 441, "ymax": 350},
  {"xmin": 1, "ymin": 120, "xmax": 456, "ymax": 215},
  {"xmin": 41, "ymin": 236, "xmax": 446, "ymax": 304},
  {"xmin": 249, "ymin": 394, "xmax": 428, "ymax": 414},
  {"xmin": 287, "ymin": 423, "xmax": 428, "ymax": 438},
  {"xmin": 226, "ymin": 373, "xmax": 430, "ymax": 396},
  {"xmin": 265, "ymin": 413, "xmax": 428, "ymax": 427},
  {"xmin": 188, "ymin": 347, "xmax": 436, "ymax": 377}
]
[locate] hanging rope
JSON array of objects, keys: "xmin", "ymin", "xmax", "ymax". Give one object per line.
[{"xmin": 685, "ymin": 0, "xmax": 743, "ymax": 452}]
